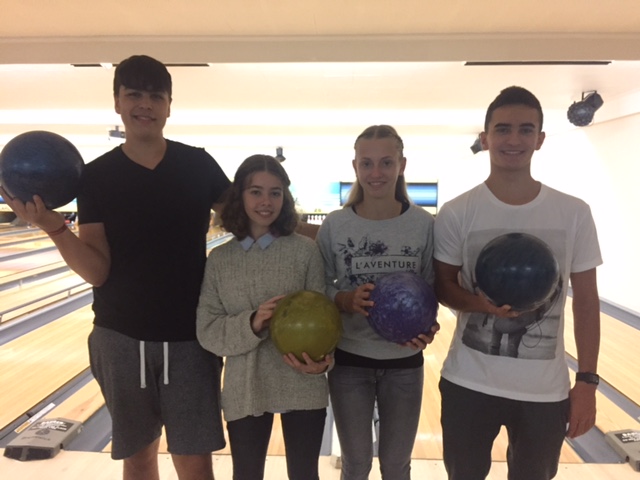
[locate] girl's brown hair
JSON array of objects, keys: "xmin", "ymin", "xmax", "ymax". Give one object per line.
[{"xmin": 221, "ymin": 154, "xmax": 298, "ymax": 239}]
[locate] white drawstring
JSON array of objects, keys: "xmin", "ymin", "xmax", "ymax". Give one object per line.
[
  {"xmin": 139, "ymin": 341, "xmax": 169, "ymax": 387},
  {"xmin": 139, "ymin": 341, "xmax": 147, "ymax": 389},
  {"xmin": 163, "ymin": 342, "xmax": 169, "ymax": 385}
]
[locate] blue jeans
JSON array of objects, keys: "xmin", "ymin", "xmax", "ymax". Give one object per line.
[{"xmin": 328, "ymin": 364, "xmax": 424, "ymax": 480}]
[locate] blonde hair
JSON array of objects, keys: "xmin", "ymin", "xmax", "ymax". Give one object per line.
[{"xmin": 345, "ymin": 125, "xmax": 410, "ymax": 207}]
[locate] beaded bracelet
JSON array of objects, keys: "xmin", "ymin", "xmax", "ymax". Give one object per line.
[{"xmin": 46, "ymin": 224, "xmax": 68, "ymax": 237}]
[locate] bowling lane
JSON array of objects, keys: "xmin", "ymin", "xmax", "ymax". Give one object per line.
[
  {"xmin": 0, "ymin": 270, "xmax": 88, "ymax": 324},
  {"xmin": 564, "ymin": 297, "xmax": 640, "ymax": 419},
  {"xmin": 0, "ymin": 306, "xmax": 93, "ymax": 430},
  {"xmin": 1, "ymin": 222, "xmax": 219, "ymax": 280},
  {"xmin": 0, "ymin": 249, "xmax": 65, "ymax": 280},
  {"xmin": 0, "ymin": 226, "xmax": 33, "ymax": 236},
  {"xmin": 43, "ymin": 379, "xmax": 104, "ymax": 426},
  {"xmin": 0, "ymin": 229, "xmax": 48, "ymax": 245},
  {"xmin": 0, "ymin": 236, "xmax": 59, "ymax": 259}
]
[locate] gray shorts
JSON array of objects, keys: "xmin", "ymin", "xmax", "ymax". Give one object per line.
[{"xmin": 88, "ymin": 325, "xmax": 226, "ymax": 459}]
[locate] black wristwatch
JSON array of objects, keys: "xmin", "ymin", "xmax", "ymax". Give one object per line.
[{"xmin": 576, "ymin": 372, "xmax": 599, "ymax": 386}]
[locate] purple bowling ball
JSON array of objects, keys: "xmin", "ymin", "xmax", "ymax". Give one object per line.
[{"xmin": 367, "ymin": 272, "xmax": 438, "ymax": 343}]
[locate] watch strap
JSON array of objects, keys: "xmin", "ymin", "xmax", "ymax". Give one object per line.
[{"xmin": 576, "ymin": 372, "xmax": 599, "ymax": 385}]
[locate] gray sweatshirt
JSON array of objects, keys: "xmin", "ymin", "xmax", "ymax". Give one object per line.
[{"xmin": 316, "ymin": 205, "xmax": 435, "ymax": 360}]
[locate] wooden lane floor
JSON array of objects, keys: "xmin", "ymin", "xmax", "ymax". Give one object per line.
[
  {"xmin": 0, "ymin": 224, "xmax": 223, "ymax": 282},
  {"xmin": 44, "ymin": 379, "xmax": 104, "ymax": 426},
  {"xmin": 0, "ymin": 226, "xmax": 75, "ymax": 280},
  {"xmin": 0, "ymin": 306, "xmax": 94, "ymax": 430},
  {"xmin": 0, "ymin": 270, "xmax": 88, "ymax": 324},
  {"xmin": 0, "ymin": 249, "xmax": 66, "ymax": 280},
  {"xmin": 564, "ymin": 298, "xmax": 640, "ymax": 432},
  {"xmin": 0, "ymin": 229, "xmax": 48, "ymax": 246},
  {"xmin": 565, "ymin": 297, "xmax": 640, "ymax": 405},
  {"xmin": 1, "ymin": 451, "xmax": 637, "ymax": 480},
  {"xmin": 0, "ymin": 237, "xmax": 58, "ymax": 259}
]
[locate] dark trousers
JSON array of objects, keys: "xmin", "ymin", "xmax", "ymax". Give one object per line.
[
  {"xmin": 439, "ymin": 378, "xmax": 569, "ymax": 480},
  {"xmin": 227, "ymin": 409, "xmax": 327, "ymax": 480}
]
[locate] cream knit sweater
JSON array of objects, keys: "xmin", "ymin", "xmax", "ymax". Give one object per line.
[{"xmin": 196, "ymin": 233, "xmax": 329, "ymax": 422}]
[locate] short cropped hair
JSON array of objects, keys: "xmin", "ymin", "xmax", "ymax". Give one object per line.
[
  {"xmin": 113, "ymin": 55, "xmax": 172, "ymax": 98},
  {"xmin": 484, "ymin": 86, "xmax": 543, "ymax": 132},
  {"xmin": 345, "ymin": 125, "xmax": 410, "ymax": 207},
  {"xmin": 221, "ymin": 154, "xmax": 298, "ymax": 239}
]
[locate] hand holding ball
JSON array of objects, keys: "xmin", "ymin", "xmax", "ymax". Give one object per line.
[
  {"xmin": 0, "ymin": 131, "xmax": 84, "ymax": 210},
  {"xmin": 367, "ymin": 272, "xmax": 438, "ymax": 344},
  {"xmin": 270, "ymin": 290, "xmax": 342, "ymax": 362},
  {"xmin": 475, "ymin": 233, "xmax": 560, "ymax": 312}
]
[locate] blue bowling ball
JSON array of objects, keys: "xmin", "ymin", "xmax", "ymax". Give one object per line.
[
  {"xmin": 0, "ymin": 131, "xmax": 84, "ymax": 210},
  {"xmin": 475, "ymin": 232, "xmax": 560, "ymax": 311},
  {"xmin": 367, "ymin": 272, "xmax": 438, "ymax": 343}
]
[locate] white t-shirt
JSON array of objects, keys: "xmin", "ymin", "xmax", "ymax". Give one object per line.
[{"xmin": 434, "ymin": 183, "xmax": 602, "ymax": 402}]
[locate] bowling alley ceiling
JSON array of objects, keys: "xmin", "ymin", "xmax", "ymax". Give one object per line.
[{"xmin": 2, "ymin": 0, "xmax": 640, "ymax": 140}]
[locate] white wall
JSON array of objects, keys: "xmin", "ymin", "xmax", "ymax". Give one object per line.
[
  {"xmin": 2, "ymin": 116, "xmax": 638, "ymax": 315},
  {"xmin": 534, "ymin": 115, "xmax": 640, "ymax": 314},
  {"xmin": 225, "ymin": 118, "xmax": 640, "ymax": 315},
  {"xmin": 194, "ymin": 132, "xmax": 486, "ymax": 212}
]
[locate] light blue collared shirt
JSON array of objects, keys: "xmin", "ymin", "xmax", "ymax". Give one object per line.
[{"xmin": 238, "ymin": 232, "xmax": 277, "ymax": 251}]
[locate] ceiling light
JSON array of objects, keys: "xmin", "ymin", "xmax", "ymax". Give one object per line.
[
  {"xmin": 275, "ymin": 146, "xmax": 286, "ymax": 162},
  {"xmin": 567, "ymin": 91, "xmax": 604, "ymax": 127},
  {"xmin": 108, "ymin": 126, "xmax": 125, "ymax": 142},
  {"xmin": 470, "ymin": 135, "xmax": 483, "ymax": 154}
]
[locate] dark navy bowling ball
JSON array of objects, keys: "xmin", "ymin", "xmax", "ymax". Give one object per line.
[
  {"xmin": 0, "ymin": 131, "xmax": 84, "ymax": 210},
  {"xmin": 367, "ymin": 272, "xmax": 438, "ymax": 343},
  {"xmin": 475, "ymin": 232, "xmax": 560, "ymax": 311}
]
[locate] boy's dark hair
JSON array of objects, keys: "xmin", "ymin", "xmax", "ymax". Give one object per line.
[
  {"xmin": 221, "ymin": 154, "xmax": 298, "ymax": 239},
  {"xmin": 113, "ymin": 55, "xmax": 172, "ymax": 98},
  {"xmin": 346, "ymin": 125, "xmax": 410, "ymax": 207},
  {"xmin": 484, "ymin": 86, "xmax": 543, "ymax": 132}
]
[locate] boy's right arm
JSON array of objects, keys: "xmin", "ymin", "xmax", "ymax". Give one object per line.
[
  {"xmin": 434, "ymin": 259, "xmax": 517, "ymax": 318},
  {"xmin": 57, "ymin": 222, "xmax": 110, "ymax": 286},
  {"xmin": 2, "ymin": 190, "xmax": 110, "ymax": 286}
]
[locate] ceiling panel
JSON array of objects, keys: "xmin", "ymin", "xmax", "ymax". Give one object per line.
[
  {"xmin": 2, "ymin": 0, "xmax": 640, "ymax": 37},
  {"xmin": 1, "ymin": 0, "xmax": 640, "ymax": 143}
]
